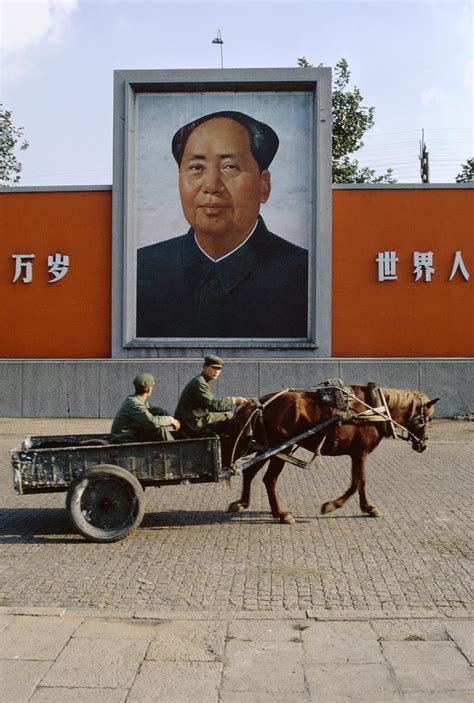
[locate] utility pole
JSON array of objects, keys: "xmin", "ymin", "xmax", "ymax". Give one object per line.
[{"xmin": 419, "ymin": 129, "xmax": 430, "ymax": 183}]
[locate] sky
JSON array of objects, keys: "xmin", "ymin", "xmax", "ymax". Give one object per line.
[{"xmin": 0, "ymin": 0, "xmax": 472, "ymax": 186}]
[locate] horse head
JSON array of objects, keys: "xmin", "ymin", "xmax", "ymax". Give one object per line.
[{"xmin": 404, "ymin": 395, "xmax": 439, "ymax": 453}]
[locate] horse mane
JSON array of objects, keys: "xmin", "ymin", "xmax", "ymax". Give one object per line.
[{"xmin": 383, "ymin": 387, "xmax": 429, "ymax": 410}]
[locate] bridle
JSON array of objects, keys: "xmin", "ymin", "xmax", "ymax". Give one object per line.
[{"xmin": 403, "ymin": 397, "xmax": 431, "ymax": 452}]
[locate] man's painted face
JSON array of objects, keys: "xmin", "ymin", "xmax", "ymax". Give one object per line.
[{"xmin": 178, "ymin": 118, "xmax": 271, "ymax": 245}]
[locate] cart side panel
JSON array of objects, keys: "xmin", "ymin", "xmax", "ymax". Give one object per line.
[
  {"xmin": 11, "ymin": 445, "xmax": 121, "ymax": 493},
  {"xmin": 136, "ymin": 437, "xmax": 221, "ymax": 483},
  {"xmin": 11, "ymin": 437, "xmax": 221, "ymax": 494},
  {"xmin": 88, "ymin": 437, "xmax": 221, "ymax": 483}
]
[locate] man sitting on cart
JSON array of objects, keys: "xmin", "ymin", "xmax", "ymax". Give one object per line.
[
  {"xmin": 175, "ymin": 355, "xmax": 247, "ymax": 437},
  {"xmin": 111, "ymin": 373, "xmax": 180, "ymax": 443}
]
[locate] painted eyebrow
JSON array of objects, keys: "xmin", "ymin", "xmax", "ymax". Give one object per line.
[{"xmin": 184, "ymin": 152, "xmax": 242, "ymax": 161}]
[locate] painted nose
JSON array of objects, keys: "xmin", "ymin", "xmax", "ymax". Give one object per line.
[{"xmin": 203, "ymin": 166, "xmax": 224, "ymax": 194}]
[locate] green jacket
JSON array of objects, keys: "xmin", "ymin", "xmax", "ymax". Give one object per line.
[
  {"xmin": 111, "ymin": 395, "xmax": 174, "ymax": 441},
  {"xmin": 175, "ymin": 374, "xmax": 234, "ymax": 432}
]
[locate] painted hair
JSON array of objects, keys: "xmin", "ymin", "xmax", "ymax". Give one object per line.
[{"xmin": 171, "ymin": 110, "xmax": 279, "ymax": 172}]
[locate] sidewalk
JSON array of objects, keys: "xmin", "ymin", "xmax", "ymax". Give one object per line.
[{"xmin": 0, "ymin": 607, "xmax": 472, "ymax": 702}]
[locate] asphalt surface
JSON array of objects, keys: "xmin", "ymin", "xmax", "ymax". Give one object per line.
[{"xmin": 0, "ymin": 418, "xmax": 472, "ymax": 701}]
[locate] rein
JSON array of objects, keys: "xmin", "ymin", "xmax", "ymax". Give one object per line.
[{"xmin": 229, "ymin": 388, "xmax": 293, "ymax": 467}]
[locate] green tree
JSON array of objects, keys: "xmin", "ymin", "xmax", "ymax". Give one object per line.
[
  {"xmin": 0, "ymin": 104, "xmax": 29, "ymax": 186},
  {"xmin": 298, "ymin": 57, "xmax": 396, "ymax": 183},
  {"xmin": 455, "ymin": 157, "xmax": 474, "ymax": 183}
]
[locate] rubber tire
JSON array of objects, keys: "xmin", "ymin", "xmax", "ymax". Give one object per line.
[{"xmin": 66, "ymin": 464, "xmax": 145, "ymax": 543}]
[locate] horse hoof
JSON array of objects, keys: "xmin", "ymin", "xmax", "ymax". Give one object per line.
[
  {"xmin": 279, "ymin": 512, "xmax": 295, "ymax": 524},
  {"xmin": 367, "ymin": 507, "xmax": 383, "ymax": 518},
  {"xmin": 321, "ymin": 501, "xmax": 336, "ymax": 514},
  {"xmin": 227, "ymin": 501, "xmax": 246, "ymax": 513}
]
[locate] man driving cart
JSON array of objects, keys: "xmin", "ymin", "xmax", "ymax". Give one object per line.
[{"xmin": 175, "ymin": 356, "xmax": 247, "ymax": 437}]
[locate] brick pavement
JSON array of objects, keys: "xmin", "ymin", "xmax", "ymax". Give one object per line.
[{"xmin": 0, "ymin": 419, "xmax": 472, "ymax": 616}]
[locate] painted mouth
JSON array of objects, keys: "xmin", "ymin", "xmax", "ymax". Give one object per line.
[{"xmin": 199, "ymin": 203, "xmax": 228, "ymax": 215}]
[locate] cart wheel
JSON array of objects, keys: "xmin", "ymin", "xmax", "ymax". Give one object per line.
[{"xmin": 66, "ymin": 464, "xmax": 145, "ymax": 543}]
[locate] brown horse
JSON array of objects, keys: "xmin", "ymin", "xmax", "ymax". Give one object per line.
[{"xmin": 223, "ymin": 384, "xmax": 439, "ymax": 524}]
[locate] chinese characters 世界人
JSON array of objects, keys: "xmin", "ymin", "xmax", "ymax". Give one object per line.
[{"xmin": 376, "ymin": 250, "xmax": 470, "ymax": 282}]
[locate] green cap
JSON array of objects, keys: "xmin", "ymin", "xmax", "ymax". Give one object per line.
[
  {"xmin": 133, "ymin": 372, "xmax": 155, "ymax": 390},
  {"xmin": 204, "ymin": 355, "xmax": 224, "ymax": 368}
]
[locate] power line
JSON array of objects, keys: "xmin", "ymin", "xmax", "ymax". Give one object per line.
[{"xmin": 364, "ymin": 127, "xmax": 472, "ymax": 138}]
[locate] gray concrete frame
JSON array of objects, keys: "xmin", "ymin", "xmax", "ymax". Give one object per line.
[{"xmin": 112, "ymin": 68, "xmax": 333, "ymax": 358}]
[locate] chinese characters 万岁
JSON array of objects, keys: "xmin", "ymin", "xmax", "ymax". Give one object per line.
[{"xmin": 12, "ymin": 253, "xmax": 70, "ymax": 284}]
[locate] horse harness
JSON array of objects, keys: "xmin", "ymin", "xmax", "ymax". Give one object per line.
[
  {"xmin": 228, "ymin": 379, "xmax": 428, "ymax": 473},
  {"xmin": 311, "ymin": 379, "xmax": 430, "ymax": 452}
]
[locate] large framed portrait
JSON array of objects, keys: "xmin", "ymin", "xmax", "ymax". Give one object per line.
[{"xmin": 112, "ymin": 68, "xmax": 332, "ymax": 357}]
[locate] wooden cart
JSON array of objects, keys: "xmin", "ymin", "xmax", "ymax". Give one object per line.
[
  {"xmin": 10, "ymin": 413, "xmax": 345, "ymax": 543},
  {"xmin": 10, "ymin": 433, "xmax": 221, "ymax": 542}
]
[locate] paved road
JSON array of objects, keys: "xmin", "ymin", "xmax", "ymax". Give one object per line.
[{"xmin": 0, "ymin": 418, "xmax": 472, "ymax": 617}]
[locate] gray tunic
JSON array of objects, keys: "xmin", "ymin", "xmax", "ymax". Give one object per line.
[
  {"xmin": 111, "ymin": 395, "xmax": 175, "ymax": 442},
  {"xmin": 175, "ymin": 374, "xmax": 234, "ymax": 434}
]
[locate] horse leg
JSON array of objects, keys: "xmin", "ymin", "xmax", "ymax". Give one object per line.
[
  {"xmin": 262, "ymin": 457, "xmax": 295, "ymax": 525},
  {"xmin": 321, "ymin": 452, "xmax": 382, "ymax": 517},
  {"xmin": 227, "ymin": 461, "xmax": 264, "ymax": 513},
  {"xmin": 356, "ymin": 455, "xmax": 382, "ymax": 517}
]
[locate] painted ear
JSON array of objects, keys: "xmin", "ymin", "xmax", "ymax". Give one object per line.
[{"xmin": 426, "ymin": 398, "xmax": 440, "ymax": 408}]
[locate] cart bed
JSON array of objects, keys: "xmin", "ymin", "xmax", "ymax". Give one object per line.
[{"xmin": 11, "ymin": 434, "xmax": 221, "ymax": 494}]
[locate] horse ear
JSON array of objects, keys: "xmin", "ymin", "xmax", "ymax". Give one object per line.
[{"xmin": 426, "ymin": 398, "xmax": 440, "ymax": 408}]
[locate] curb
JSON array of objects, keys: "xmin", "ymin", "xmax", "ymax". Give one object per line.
[{"xmin": 1, "ymin": 605, "xmax": 472, "ymax": 621}]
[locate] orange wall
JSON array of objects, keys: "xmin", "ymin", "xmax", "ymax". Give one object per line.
[
  {"xmin": 0, "ymin": 191, "xmax": 111, "ymax": 358},
  {"xmin": 0, "ymin": 188, "xmax": 472, "ymax": 358},
  {"xmin": 332, "ymin": 188, "xmax": 473, "ymax": 356}
]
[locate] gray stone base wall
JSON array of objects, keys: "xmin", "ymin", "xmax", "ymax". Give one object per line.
[{"xmin": 0, "ymin": 359, "xmax": 471, "ymax": 419}]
